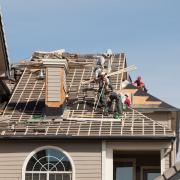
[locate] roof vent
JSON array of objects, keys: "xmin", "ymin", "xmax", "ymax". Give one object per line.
[{"xmin": 37, "ymin": 69, "xmax": 44, "ymax": 80}]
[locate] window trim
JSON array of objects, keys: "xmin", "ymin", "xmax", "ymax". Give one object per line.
[
  {"xmin": 22, "ymin": 146, "xmax": 75, "ymax": 180},
  {"xmin": 140, "ymin": 166, "xmax": 160, "ymax": 180},
  {"xmin": 114, "ymin": 158, "xmax": 136, "ymax": 180}
]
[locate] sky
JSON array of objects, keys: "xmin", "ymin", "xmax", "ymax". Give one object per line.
[{"xmin": 0, "ymin": 0, "xmax": 179, "ymax": 109}]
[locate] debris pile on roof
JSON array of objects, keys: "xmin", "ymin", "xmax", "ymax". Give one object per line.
[{"xmin": 31, "ymin": 49, "xmax": 65, "ymax": 60}]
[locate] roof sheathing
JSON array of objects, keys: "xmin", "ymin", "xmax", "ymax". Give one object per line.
[{"xmin": 0, "ymin": 53, "xmax": 174, "ymax": 137}]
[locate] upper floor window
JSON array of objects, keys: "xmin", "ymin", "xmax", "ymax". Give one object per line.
[{"xmin": 25, "ymin": 148, "xmax": 72, "ymax": 180}]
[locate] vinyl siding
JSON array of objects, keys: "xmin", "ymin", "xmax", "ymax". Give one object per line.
[
  {"xmin": 0, "ymin": 140, "xmax": 102, "ymax": 180},
  {"xmin": 145, "ymin": 112, "xmax": 171, "ymax": 128}
]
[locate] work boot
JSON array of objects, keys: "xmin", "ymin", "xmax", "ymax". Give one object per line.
[
  {"xmin": 113, "ymin": 112, "xmax": 119, "ymax": 119},
  {"xmin": 113, "ymin": 112, "xmax": 123, "ymax": 119},
  {"xmin": 104, "ymin": 107, "xmax": 109, "ymax": 116}
]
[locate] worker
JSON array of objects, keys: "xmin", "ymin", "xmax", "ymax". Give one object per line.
[
  {"xmin": 124, "ymin": 94, "xmax": 131, "ymax": 107},
  {"xmin": 96, "ymin": 71, "xmax": 113, "ymax": 115},
  {"xmin": 133, "ymin": 76, "xmax": 148, "ymax": 92},
  {"xmin": 93, "ymin": 54, "xmax": 106, "ymax": 80},
  {"xmin": 107, "ymin": 91, "xmax": 123, "ymax": 119},
  {"xmin": 98, "ymin": 72, "xmax": 113, "ymax": 91},
  {"xmin": 105, "ymin": 49, "xmax": 113, "ymax": 58}
]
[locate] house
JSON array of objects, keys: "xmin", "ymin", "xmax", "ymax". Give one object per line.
[
  {"xmin": 0, "ymin": 14, "xmax": 179, "ymax": 180},
  {"xmin": 0, "ymin": 12, "xmax": 10, "ymax": 106}
]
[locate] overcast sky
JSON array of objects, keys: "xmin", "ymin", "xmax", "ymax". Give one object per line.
[{"xmin": 0, "ymin": 0, "xmax": 180, "ymax": 109}]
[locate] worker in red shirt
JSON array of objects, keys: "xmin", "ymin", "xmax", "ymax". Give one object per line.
[
  {"xmin": 124, "ymin": 94, "xmax": 131, "ymax": 107},
  {"xmin": 133, "ymin": 76, "xmax": 148, "ymax": 92}
]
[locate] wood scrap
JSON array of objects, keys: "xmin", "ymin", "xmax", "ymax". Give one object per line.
[{"xmin": 81, "ymin": 65, "xmax": 137, "ymax": 85}]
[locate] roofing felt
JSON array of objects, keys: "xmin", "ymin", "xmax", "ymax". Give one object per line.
[
  {"xmin": 132, "ymin": 86, "xmax": 177, "ymax": 110},
  {"xmin": 0, "ymin": 53, "xmax": 174, "ymax": 137}
]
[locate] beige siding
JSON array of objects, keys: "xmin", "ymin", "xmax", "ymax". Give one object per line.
[
  {"xmin": 145, "ymin": 112, "xmax": 171, "ymax": 128},
  {"xmin": 0, "ymin": 140, "xmax": 102, "ymax": 180},
  {"xmin": 165, "ymin": 156, "xmax": 170, "ymax": 170}
]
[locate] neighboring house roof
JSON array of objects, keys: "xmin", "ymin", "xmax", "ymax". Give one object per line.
[
  {"xmin": 0, "ymin": 53, "xmax": 175, "ymax": 138},
  {"xmin": 155, "ymin": 161, "xmax": 180, "ymax": 180},
  {"xmin": 0, "ymin": 12, "xmax": 9, "ymax": 78},
  {"xmin": 125, "ymin": 84, "xmax": 178, "ymax": 112}
]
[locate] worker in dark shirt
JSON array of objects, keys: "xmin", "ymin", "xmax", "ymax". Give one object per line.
[
  {"xmin": 107, "ymin": 91, "xmax": 123, "ymax": 119},
  {"xmin": 96, "ymin": 72, "xmax": 113, "ymax": 115}
]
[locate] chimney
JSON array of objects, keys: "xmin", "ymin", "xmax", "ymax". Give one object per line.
[{"xmin": 42, "ymin": 59, "xmax": 68, "ymax": 117}]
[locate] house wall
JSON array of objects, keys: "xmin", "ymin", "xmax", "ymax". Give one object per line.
[
  {"xmin": 104, "ymin": 141, "xmax": 172, "ymax": 180},
  {"xmin": 0, "ymin": 140, "xmax": 102, "ymax": 180},
  {"xmin": 145, "ymin": 112, "xmax": 176, "ymax": 130}
]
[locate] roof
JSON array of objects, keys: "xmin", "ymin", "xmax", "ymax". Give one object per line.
[
  {"xmin": 155, "ymin": 161, "xmax": 180, "ymax": 180},
  {"xmin": 0, "ymin": 12, "xmax": 9, "ymax": 78},
  {"xmin": 0, "ymin": 52, "xmax": 175, "ymax": 138},
  {"xmin": 123, "ymin": 84, "xmax": 178, "ymax": 111}
]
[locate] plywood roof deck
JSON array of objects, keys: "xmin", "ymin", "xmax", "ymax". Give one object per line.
[{"xmin": 0, "ymin": 53, "xmax": 174, "ymax": 137}]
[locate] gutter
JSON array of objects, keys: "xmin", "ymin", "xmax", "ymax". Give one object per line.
[
  {"xmin": 0, "ymin": 135, "xmax": 176, "ymax": 141},
  {"xmin": 134, "ymin": 107, "xmax": 179, "ymax": 112}
]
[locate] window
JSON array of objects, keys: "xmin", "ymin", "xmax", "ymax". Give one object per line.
[
  {"xmin": 114, "ymin": 158, "xmax": 136, "ymax": 180},
  {"xmin": 24, "ymin": 148, "xmax": 73, "ymax": 180},
  {"xmin": 141, "ymin": 166, "xmax": 160, "ymax": 180}
]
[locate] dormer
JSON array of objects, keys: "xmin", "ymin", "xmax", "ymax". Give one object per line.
[{"xmin": 42, "ymin": 59, "xmax": 68, "ymax": 117}]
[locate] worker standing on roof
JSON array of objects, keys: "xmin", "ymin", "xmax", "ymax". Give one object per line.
[
  {"xmin": 96, "ymin": 71, "xmax": 113, "ymax": 115},
  {"xmin": 98, "ymin": 72, "xmax": 113, "ymax": 91},
  {"xmin": 133, "ymin": 76, "xmax": 148, "ymax": 92},
  {"xmin": 107, "ymin": 91, "xmax": 123, "ymax": 119},
  {"xmin": 94, "ymin": 54, "xmax": 106, "ymax": 80}
]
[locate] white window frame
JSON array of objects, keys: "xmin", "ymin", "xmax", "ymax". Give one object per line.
[
  {"xmin": 140, "ymin": 166, "xmax": 160, "ymax": 180},
  {"xmin": 114, "ymin": 158, "xmax": 136, "ymax": 180},
  {"xmin": 103, "ymin": 141, "xmax": 171, "ymax": 180},
  {"xmin": 22, "ymin": 146, "xmax": 75, "ymax": 180}
]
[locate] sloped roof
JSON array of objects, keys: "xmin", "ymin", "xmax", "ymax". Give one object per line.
[
  {"xmin": 0, "ymin": 12, "xmax": 9, "ymax": 78},
  {"xmin": 123, "ymin": 84, "xmax": 178, "ymax": 111},
  {"xmin": 0, "ymin": 53, "xmax": 175, "ymax": 137},
  {"xmin": 155, "ymin": 161, "xmax": 180, "ymax": 180}
]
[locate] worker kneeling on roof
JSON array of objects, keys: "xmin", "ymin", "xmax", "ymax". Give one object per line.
[
  {"xmin": 123, "ymin": 93, "xmax": 131, "ymax": 108},
  {"xmin": 133, "ymin": 76, "xmax": 148, "ymax": 92}
]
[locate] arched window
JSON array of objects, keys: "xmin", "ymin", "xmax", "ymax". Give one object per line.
[{"xmin": 24, "ymin": 148, "xmax": 73, "ymax": 180}]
